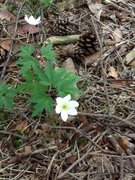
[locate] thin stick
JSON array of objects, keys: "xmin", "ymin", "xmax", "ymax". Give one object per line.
[
  {"xmin": 91, "ymin": 16, "xmax": 111, "ymax": 113},
  {"xmin": 78, "ymin": 112, "xmax": 135, "ymax": 128},
  {"xmin": 0, "ymin": 1, "xmax": 25, "ymax": 79}
]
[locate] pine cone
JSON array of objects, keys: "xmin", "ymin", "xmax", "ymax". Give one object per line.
[
  {"xmin": 73, "ymin": 47, "xmax": 85, "ymax": 65},
  {"xmin": 51, "ymin": 19, "xmax": 73, "ymax": 36},
  {"xmin": 62, "ymin": 45, "xmax": 85, "ymax": 65},
  {"xmin": 77, "ymin": 30, "xmax": 100, "ymax": 55}
]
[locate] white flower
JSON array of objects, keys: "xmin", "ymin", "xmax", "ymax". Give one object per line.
[
  {"xmin": 24, "ymin": 15, "xmax": 41, "ymax": 25},
  {"xmin": 55, "ymin": 94, "xmax": 79, "ymax": 122}
]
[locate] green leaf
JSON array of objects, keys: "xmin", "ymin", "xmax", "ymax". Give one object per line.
[
  {"xmin": 0, "ymin": 83, "xmax": 17, "ymax": 109},
  {"xmin": 44, "ymin": 62, "xmax": 54, "ymax": 84},
  {"xmin": 17, "ymin": 71, "xmax": 48, "ymax": 95},
  {"xmin": 41, "ymin": 43, "xmax": 56, "ymax": 62},
  {"xmin": 29, "ymin": 94, "xmax": 54, "ymax": 117},
  {"xmin": 53, "ymin": 68, "xmax": 81, "ymax": 96},
  {"xmin": 17, "ymin": 44, "xmax": 35, "ymax": 57},
  {"xmin": 17, "ymin": 57, "xmax": 40, "ymax": 74},
  {"xmin": 41, "ymin": 0, "xmax": 53, "ymax": 7}
]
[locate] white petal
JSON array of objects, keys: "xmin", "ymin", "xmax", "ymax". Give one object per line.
[
  {"xmin": 69, "ymin": 100, "xmax": 79, "ymax": 108},
  {"xmin": 55, "ymin": 105, "xmax": 61, "ymax": 114},
  {"xmin": 68, "ymin": 108, "xmax": 78, "ymax": 115},
  {"xmin": 56, "ymin": 97, "xmax": 63, "ymax": 104},
  {"xmin": 29, "ymin": 15, "xmax": 34, "ymax": 21},
  {"xmin": 63, "ymin": 94, "xmax": 71, "ymax": 102},
  {"xmin": 24, "ymin": 15, "xmax": 29, "ymax": 23},
  {"xmin": 36, "ymin": 16, "xmax": 41, "ymax": 22},
  {"xmin": 61, "ymin": 111, "xmax": 68, "ymax": 122},
  {"xmin": 24, "ymin": 15, "xmax": 41, "ymax": 25}
]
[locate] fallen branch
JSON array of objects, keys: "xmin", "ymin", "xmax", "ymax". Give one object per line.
[
  {"xmin": 44, "ymin": 34, "xmax": 121, "ymax": 46},
  {"xmin": 44, "ymin": 35, "xmax": 80, "ymax": 45}
]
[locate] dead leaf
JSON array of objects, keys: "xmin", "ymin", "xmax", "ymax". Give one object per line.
[
  {"xmin": 85, "ymin": 51, "xmax": 100, "ymax": 66},
  {"xmin": 0, "ymin": 39, "xmax": 19, "ymax": 54},
  {"xmin": 62, "ymin": 58, "xmax": 77, "ymax": 74},
  {"xmin": 108, "ymin": 67, "xmax": 119, "ymax": 79},
  {"xmin": 0, "ymin": 7, "xmax": 15, "ymax": 21},
  {"xmin": 87, "ymin": 0, "xmax": 103, "ymax": 20},
  {"xmin": 128, "ymin": 60, "xmax": 135, "ymax": 67},
  {"xmin": 66, "ymin": 154, "xmax": 77, "ymax": 165},
  {"xmin": 8, "ymin": 24, "xmax": 40, "ymax": 35},
  {"xmin": 111, "ymin": 80, "xmax": 129, "ymax": 88},
  {"xmin": 24, "ymin": 146, "xmax": 32, "ymax": 153},
  {"xmin": 112, "ymin": 28, "xmax": 122, "ymax": 43},
  {"xmin": 117, "ymin": 137, "xmax": 129, "ymax": 151},
  {"xmin": 108, "ymin": 135, "xmax": 123, "ymax": 153},
  {"xmin": 15, "ymin": 120, "xmax": 28, "ymax": 132},
  {"xmin": 124, "ymin": 48, "xmax": 135, "ymax": 65}
]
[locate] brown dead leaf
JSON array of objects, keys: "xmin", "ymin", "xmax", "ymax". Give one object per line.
[
  {"xmin": 15, "ymin": 145, "xmax": 33, "ymax": 155},
  {"xmin": 85, "ymin": 51, "xmax": 100, "ymax": 66},
  {"xmin": 87, "ymin": 0, "xmax": 103, "ymax": 20},
  {"xmin": 111, "ymin": 80, "xmax": 129, "ymax": 88},
  {"xmin": 129, "ymin": 60, "xmax": 135, "ymax": 67},
  {"xmin": 117, "ymin": 137, "xmax": 129, "ymax": 151},
  {"xmin": 24, "ymin": 146, "xmax": 32, "ymax": 154},
  {"xmin": 124, "ymin": 48, "xmax": 135, "ymax": 65},
  {"xmin": 66, "ymin": 154, "xmax": 77, "ymax": 165},
  {"xmin": 110, "ymin": 80, "xmax": 135, "ymax": 95},
  {"xmin": 112, "ymin": 28, "xmax": 122, "ymax": 43},
  {"xmin": 108, "ymin": 67, "xmax": 119, "ymax": 79},
  {"xmin": 0, "ymin": 39, "xmax": 19, "ymax": 54},
  {"xmin": 15, "ymin": 120, "xmax": 28, "ymax": 132},
  {"xmin": 62, "ymin": 58, "xmax": 77, "ymax": 74},
  {"xmin": 0, "ymin": 7, "xmax": 15, "ymax": 21},
  {"xmin": 8, "ymin": 24, "xmax": 40, "ymax": 35},
  {"xmin": 108, "ymin": 135, "xmax": 123, "ymax": 153}
]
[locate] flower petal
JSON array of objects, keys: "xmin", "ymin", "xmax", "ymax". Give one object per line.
[
  {"xmin": 61, "ymin": 111, "xmax": 68, "ymax": 122},
  {"xmin": 68, "ymin": 108, "xmax": 78, "ymax": 115},
  {"xmin": 56, "ymin": 97, "xmax": 63, "ymax": 104},
  {"xmin": 24, "ymin": 15, "xmax": 29, "ymax": 23},
  {"xmin": 36, "ymin": 16, "xmax": 41, "ymax": 22},
  {"xmin": 29, "ymin": 15, "xmax": 34, "ymax": 21},
  {"xmin": 24, "ymin": 15, "xmax": 41, "ymax": 25},
  {"xmin": 55, "ymin": 105, "xmax": 61, "ymax": 114},
  {"xmin": 69, "ymin": 100, "xmax": 79, "ymax": 108},
  {"xmin": 63, "ymin": 94, "xmax": 71, "ymax": 102}
]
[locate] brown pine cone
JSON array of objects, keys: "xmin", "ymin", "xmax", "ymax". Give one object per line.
[
  {"xmin": 62, "ymin": 45, "xmax": 85, "ymax": 65},
  {"xmin": 77, "ymin": 30, "xmax": 100, "ymax": 55},
  {"xmin": 73, "ymin": 47, "xmax": 85, "ymax": 65},
  {"xmin": 51, "ymin": 19, "xmax": 73, "ymax": 36}
]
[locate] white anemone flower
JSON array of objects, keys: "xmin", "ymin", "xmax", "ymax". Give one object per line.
[
  {"xmin": 55, "ymin": 94, "xmax": 79, "ymax": 122},
  {"xmin": 24, "ymin": 15, "xmax": 41, "ymax": 25}
]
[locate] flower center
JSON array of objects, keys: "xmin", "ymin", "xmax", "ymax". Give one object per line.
[{"xmin": 61, "ymin": 103, "xmax": 69, "ymax": 111}]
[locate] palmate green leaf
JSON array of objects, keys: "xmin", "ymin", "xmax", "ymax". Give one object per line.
[
  {"xmin": 44, "ymin": 62, "xmax": 54, "ymax": 83},
  {"xmin": 41, "ymin": 43, "xmax": 56, "ymax": 62},
  {"xmin": 0, "ymin": 83, "xmax": 17, "ymax": 109},
  {"xmin": 17, "ymin": 57, "xmax": 40, "ymax": 74},
  {"xmin": 29, "ymin": 94, "xmax": 54, "ymax": 117},
  {"xmin": 57, "ymin": 84, "xmax": 81, "ymax": 97},
  {"xmin": 17, "ymin": 44, "xmax": 35, "ymax": 57},
  {"xmin": 17, "ymin": 71, "xmax": 48, "ymax": 95},
  {"xmin": 41, "ymin": 0, "xmax": 53, "ymax": 7},
  {"xmin": 52, "ymin": 68, "xmax": 81, "ymax": 97},
  {"xmin": 54, "ymin": 68, "xmax": 80, "ymax": 84}
]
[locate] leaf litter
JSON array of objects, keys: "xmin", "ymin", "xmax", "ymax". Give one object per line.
[{"xmin": 0, "ymin": 0, "xmax": 135, "ymax": 179}]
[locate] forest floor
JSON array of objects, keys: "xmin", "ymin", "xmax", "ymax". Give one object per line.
[{"xmin": 0, "ymin": 0, "xmax": 135, "ymax": 179}]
